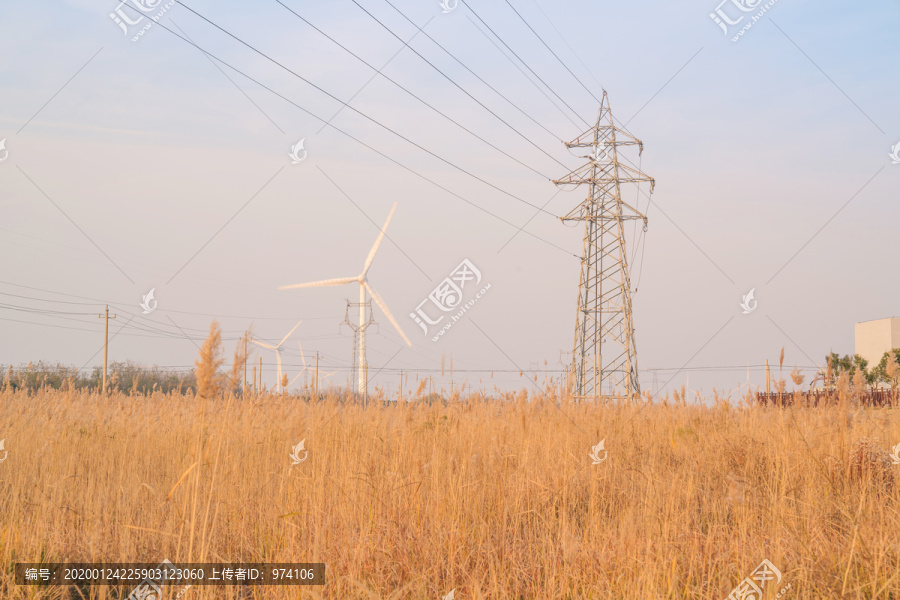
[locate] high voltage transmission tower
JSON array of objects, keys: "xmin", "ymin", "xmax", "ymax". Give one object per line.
[{"xmin": 553, "ymin": 91, "xmax": 655, "ymax": 401}]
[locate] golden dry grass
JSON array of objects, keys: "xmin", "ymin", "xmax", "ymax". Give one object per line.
[{"xmin": 1, "ymin": 386, "xmax": 899, "ymax": 599}]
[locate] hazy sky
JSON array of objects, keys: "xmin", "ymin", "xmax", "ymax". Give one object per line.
[{"xmin": 1, "ymin": 0, "xmax": 898, "ymax": 398}]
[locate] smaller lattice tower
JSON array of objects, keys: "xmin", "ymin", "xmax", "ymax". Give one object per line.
[{"xmin": 343, "ymin": 299, "xmax": 375, "ymax": 395}]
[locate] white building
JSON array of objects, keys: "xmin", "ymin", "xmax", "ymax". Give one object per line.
[{"xmin": 855, "ymin": 317, "xmax": 900, "ymax": 367}]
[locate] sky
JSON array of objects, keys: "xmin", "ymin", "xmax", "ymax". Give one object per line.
[{"xmin": 0, "ymin": 0, "xmax": 898, "ymax": 399}]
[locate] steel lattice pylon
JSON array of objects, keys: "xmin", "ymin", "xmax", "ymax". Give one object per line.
[
  {"xmin": 343, "ymin": 299, "xmax": 375, "ymax": 396},
  {"xmin": 553, "ymin": 91, "xmax": 655, "ymax": 400}
]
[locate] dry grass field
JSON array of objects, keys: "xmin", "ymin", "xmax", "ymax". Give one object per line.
[{"xmin": 1, "ymin": 383, "xmax": 899, "ymax": 599}]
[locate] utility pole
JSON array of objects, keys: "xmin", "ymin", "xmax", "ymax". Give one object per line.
[
  {"xmin": 258, "ymin": 356, "xmax": 262, "ymax": 395},
  {"xmin": 765, "ymin": 359, "xmax": 771, "ymax": 395},
  {"xmin": 314, "ymin": 352, "xmax": 319, "ymax": 400},
  {"xmin": 97, "ymin": 305, "xmax": 116, "ymax": 395},
  {"xmin": 553, "ymin": 91, "xmax": 654, "ymax": 401}
]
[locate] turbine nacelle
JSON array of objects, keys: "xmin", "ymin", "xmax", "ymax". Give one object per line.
[{"xmin": 277, "ymin": 202, "xmax": 412, "ymax": 348}]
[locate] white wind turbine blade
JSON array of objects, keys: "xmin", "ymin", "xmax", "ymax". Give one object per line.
[
  {"xmin": 286, "ymin": 340, "xmax": 309, "ymax": 388},
  {"xmin": 251, "ymin": 340, "xmax": 276, "ymax": 350},
  {"xmin": 278, "ymin": 320, "xmax": 302, "ymax": 348},
  {"xmin": 297, "ymin": 340, "xmax": 307, "ymax": 368},
  {"xmin": 361, "ymin": 202, "xmax": 397, "ymax": 277},
  {"xmin": 278, "ymin": 276, "xmax": 357, "ymax": 290},
  {"xmin": 288, "ymin": 369, "xmax": 307, "ymax": 387},
  {"xmin": 364, "ymin": 281, "xmax": 411, "ymax": 347},
  {"xmin": 275, "ymin": 349, "xmax": 283, "ymax": 389}
]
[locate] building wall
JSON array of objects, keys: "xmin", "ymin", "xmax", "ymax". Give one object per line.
[{"xmin": 855, "ymin": 317, "xmax": 900, "ymax": 367}]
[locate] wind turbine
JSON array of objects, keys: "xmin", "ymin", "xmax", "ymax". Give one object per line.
[
  {"xmin": 251, "ymin": 320, "xmax": 302, "ymax": 393},
  {"xmin": 288, "ymin": 341, "xmax": 309, "ymax": 388},
  {"xmin": 278, "ymin": 202, "xmax": 412, "ymax": 395},
  {"xmin": 289, "ymin": 348, "xmax": 339, "ymax": 388}
]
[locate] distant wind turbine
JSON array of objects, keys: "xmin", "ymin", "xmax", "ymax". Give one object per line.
[
  {"xmin": 278, "ymin": 202, "xmax": 411, "ymax": 395},
  {"xmin": 288, "ymin": 341, "xmax": 309, "ymax": 388},
  {"xmin": 251, "ymin": 320, "xmax": 302, "ymax": 393}
]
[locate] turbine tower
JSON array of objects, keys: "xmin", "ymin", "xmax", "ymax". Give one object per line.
[
  {"xmin": 278, "ymin": 202, "xmax": 412, "ymax": 395},
  {"xmin": 553, "ymin": 91, "xmax": 654, "ymax": 400}
]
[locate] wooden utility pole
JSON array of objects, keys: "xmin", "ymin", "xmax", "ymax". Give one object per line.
[
  {"xmin": 97, "ymin": 305, "xmax": 116, "ymax": 395},
  {"xmin": 314, "ymin": 352, "xmax": 319, "ymax": 400},
  {"xmin": 765, "ymin": 359, "xmax": 771, "ymax": 395},
  {"xmin": 258, "ymin": 356, "xmax": 262, "ymax": 394},
  {"xmin": 252, "ymin": 364, "xmax": 257, "ymax": 396}
]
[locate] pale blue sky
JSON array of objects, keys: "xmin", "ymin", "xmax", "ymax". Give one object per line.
[{"xmin": 1, "ymin": 0, "xmax": 898, "ymax": 397}]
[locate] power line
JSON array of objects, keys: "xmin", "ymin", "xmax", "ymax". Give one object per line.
[
  {"xmin": 274, "ymin": 0, "xmax": 554, "ymax": 179},
  {"xmin": 135, "ymin": 6, "xmax": 573, "ymax": 256},
  {"xmin": 0, "ymin": 302, "xmax": 99, "ymax": 317},
  {"xmin": 0, "ymin": 306, "xmax": 199, "ymax": 340},
  {"xmin": 470, "ymin": 3, "xmax": 641, "ymax": 143},
  {"xmin": 0, "ymin": 295, "xmax": 362, "ymax": 347},
  {"xmin": 0, "ymin": 280, "xmax": 345, "ymax": 322},
  {"xmin": 462, "ymin": 0, "xmax": 589, "ymax": 129},
  {"xmin": 172, "ymin": 2, "xmax": 560, "ymax": 219},
  {"xmin": 528, "ymin": 0, "xmax": 606, "ymax": 95},
  {"xmin": 0, "ymin": 314, "xmax": 213, "ymax": 340},
  {"xmin": 500, "ymin": 0, "xmax": 601, "ymax": 105},
  {"xmin": 2, "ymin": 359, "xmax": 823, "ymax": 375},
  {"xmin": 0, "ymin": 291, "xmax": 102, "ymax": 306},
  {"xmin": 465, "ymin": 15, "xmax": 581, "ymax": 131},
  {"xmin": 381, "ymin": 0, "xmax": 562, "ymax": 140},
  {"xmin": 0, "ymin": 299, "xmax": 261, "ymax": 340},
  {"xmin": 347, "ymin": 0, "xmax": 569, "ymax": 173}
]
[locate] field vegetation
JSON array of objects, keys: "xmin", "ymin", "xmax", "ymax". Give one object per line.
[{"xmin": 1, "ymin": 326, "xmax": 899, "ymax": 599}]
